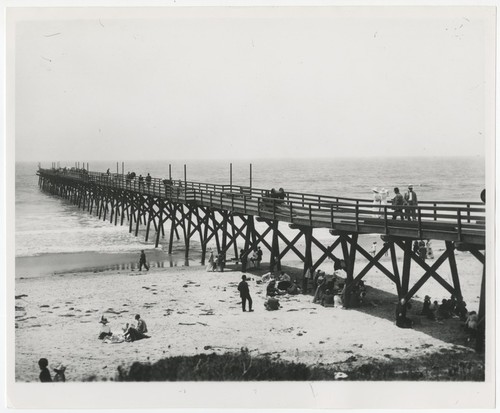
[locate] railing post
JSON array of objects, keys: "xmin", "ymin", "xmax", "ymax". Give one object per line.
[
  {"xmin": 457, "ymin": 209, "xmax": 463, "ymax": 241},
  {"xmin": 330, "ymin": 204, "xmax": 334, "ymax": 228},
  {"xmin": 309, "ymin": 204, "xmax": 312, "ymax": 226},
  {"xmin": 355, "ymin": 203, "xmax": 359, "ymax": 232},
  {"xmin": 417, "ymin": 207, "xmax": 422, "ymax": 239},
  {"xmin": 257, "ymin": 198, "xmax": 261, "ymax": 215},
  {"xmin": 467, "ymin": 203, "xmax": 471, "ymax": 223},
  {"xmin": 433, "ymin": 203, "xmax": 437, "ymax": 221},
  {"xmin": 384, "ymin": 205, "xmax": 388, "ymax": 234}
]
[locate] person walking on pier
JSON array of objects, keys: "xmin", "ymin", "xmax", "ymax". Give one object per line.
[
  {"xmin": 139, "ymin": 250, "xmax": 149, "ymax": 271},
  {"xmin": 146, "ymin": 173, "xmax": 152, "ymax": 188},
  {"xmin": 404, "ymin": 184, "xmax": 418, "ymax": 221},
  {"xmin": 238, "ymin": 275, "xmax": 253, "ymax": 312},
  {"xmin": 390, "ymin": 187, "xmax": 405, "ymax": 220}
]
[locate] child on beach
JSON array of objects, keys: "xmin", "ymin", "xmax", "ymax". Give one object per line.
[
  {"xmin": 53, "ymin": 364, "xmax": 66, "ymax": 382},
  {"xmin": 38, "ymin": 358, "xmax": 52, "ymax": 382}
]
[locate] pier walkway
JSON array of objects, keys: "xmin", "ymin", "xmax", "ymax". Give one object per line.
[{"xmin": 36, "ymin": 166, "xmax": 486, "ymax": 348}]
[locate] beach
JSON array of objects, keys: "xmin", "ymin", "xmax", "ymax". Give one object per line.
[{"xmin": 15, "ymin": 241, "xmax": 484, "ymax": 382}]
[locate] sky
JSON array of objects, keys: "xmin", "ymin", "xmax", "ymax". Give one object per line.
[{"xmin": 10, "ymin": 7, "xmax": 494, "ymax": 162}]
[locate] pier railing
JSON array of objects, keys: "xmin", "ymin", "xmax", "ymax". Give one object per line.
[{"xmin": 37, "ymin": 168, "xmax": 486, "ymax": 244}]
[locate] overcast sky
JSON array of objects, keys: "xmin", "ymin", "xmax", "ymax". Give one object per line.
[{"xmin": 11, "ymin": 7, "xmax": 493, "ymax": 162}]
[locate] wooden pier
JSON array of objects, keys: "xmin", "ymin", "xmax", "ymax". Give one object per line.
[{"xmin": 36, "ymin": 166, "xmax": 486, "ymax": 346}]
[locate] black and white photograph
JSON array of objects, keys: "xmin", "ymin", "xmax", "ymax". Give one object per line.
[{"xmin": 5, "ymin": 4, "xmax": 495, "ymax": 410}]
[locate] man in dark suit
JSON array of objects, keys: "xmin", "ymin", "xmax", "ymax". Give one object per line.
[{"xmin": 404, "ymin": 184, "xmax": 418, "ymax": 221}]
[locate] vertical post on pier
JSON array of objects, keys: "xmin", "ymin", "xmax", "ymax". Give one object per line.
[
  {"xmin": 343, "ymin": 233, "xmax": 358, "ymax": 308},
  {"xmin": 184, "ymin": 164, "xmax": 187, "ymax": 187},
  {"xmin": 270, "ymin": 220, "xmax": 281, "ymax": 272},
  {"xmin": 230, "ymin": 163, "xmax": 233, "ymax": 189},
  {"xmin": 303, "ymin": 226, "xmax": 313, "ymax": 293},
  {"xmin": 249, "ymin": 163, "xmax": 252, "ymax": 189},
  {"xmin": 169, "ymin": 164, "xmax": 171, "ymax": 180},
  {"xmin": 476, "ymin": 259, "xmax": 485, "ymax": 352},
  {"xmin": 116, "ymin": 162, "xmax": 119, "ymax": 175},
  {"xmin": 398, "ymin": 239, "xmax": 412, "ymax": 321},
  {"xmin": 122, "ymin": 162, "xmax": 124, "ymax": 176}
]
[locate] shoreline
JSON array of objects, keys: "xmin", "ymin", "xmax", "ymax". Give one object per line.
[{"xmin": 14, "ymin": 248, "xmax": 484, "ymax": 382}]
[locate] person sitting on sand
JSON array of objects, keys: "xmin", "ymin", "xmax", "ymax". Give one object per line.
[
  {"xmin": 321, "ymin": 289, "xmax": 335, "ymax": 307},
  {"xmin": 38, "ymin": 358, "xmax": 52, "ymax": 382},
  {"xmin": 53, "ymin": 364, "xmax": 66, "ymax": 382},
  {"xmin": 277, "ymin": 279, "xmax": 292, "ymax": 291},
  {"xmin": 286, "ymin": 280, "xmax": 301, "ymax": 295},
  {"xmin": 455, "ymin": 300, "xmax": 468, "ymax": 321},
  {"xmin": 98, "ymin": 316, "xmax": 112, "ymax": 340},
  {"xmin": 312, "ymin": 271, "xmax": 326, "ymax": 304},
  {"xmin": 125, "ymin": 314, "xmax": 150, "ymax": 342},
  {"xmin": 396, "ymin": 299, "xmax": 414, "ymax": 328},
  {"xmin": 437, "ymin": 299, "xmax": 452, "ymax": 320},
  {"xmin": 278, "ymin": 271, "xmax": 291, "ymax": 282},
  {"xmin": 333, "ymin": 294, "xmax": 343, "ymax": 307},
  {"xmin": 261, "ymin": 272, "xmax": 275, "ymax": 284},
  {"xmin": 264, "ymin": 297, "xmax": 280, "ymax": 311},
  {"xmin": 420, "ymin": 295, "xmax": 434, "ymax": 320},
  {"xmin": 266, "ymin": 280, "xmax": 279, "ymax": 297}
]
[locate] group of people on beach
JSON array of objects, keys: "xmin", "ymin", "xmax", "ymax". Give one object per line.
[
  {"xmin": 205, "ymin": 247, "xmax": 263, "ymax": 273},
  {"xmin": 38, "ymin": 358, "xmax": 66, "ymax": 383},
  {"xmin": 98, "ymin": 314, "xmax": 150, "ymax": 343}
]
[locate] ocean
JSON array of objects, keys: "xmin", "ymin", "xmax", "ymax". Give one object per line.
[{"xmin": 15, "ymin": 157, "xmax": 485, "ymax": 273}]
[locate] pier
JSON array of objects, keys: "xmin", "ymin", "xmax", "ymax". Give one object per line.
[{"xmin": 36, "ymin": 166, "xmax": 486, "ymax": 345}]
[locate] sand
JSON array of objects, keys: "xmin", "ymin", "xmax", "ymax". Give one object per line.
[{"xmin": 14, "ymin": 243, "xmax": 484, "ymax": 382}]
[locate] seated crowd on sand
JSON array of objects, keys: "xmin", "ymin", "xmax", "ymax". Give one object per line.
[{"xmin": 98, "ymin": 314, "xmax": 150, "ymax": 344}]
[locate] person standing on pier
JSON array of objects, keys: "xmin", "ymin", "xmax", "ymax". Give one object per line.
[
  {"xmin": 390, "ymin": 187, "xmax": 405, "ymax": 220},
  {"xmin": 238, "ymin": 275, "xmax": 253, "ymax": 312},
  {"xmin": 146, "ymin": 173, "xmax": 152, "ymax": 188},
  {"xmin": 139, "ymin": 250, "xmax": 149, "ymax": 271},
  {"xmin": 404, "ymin": 184, "xmax": 418, "ymax": 220}
]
